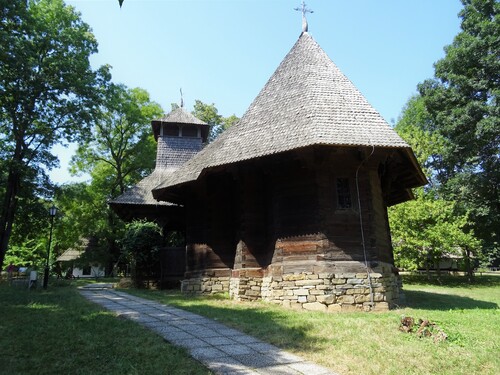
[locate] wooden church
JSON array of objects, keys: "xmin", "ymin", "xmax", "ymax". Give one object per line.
[{"xmin": 112, "ymin": 23, "xmax": 426, "ymax": 311}]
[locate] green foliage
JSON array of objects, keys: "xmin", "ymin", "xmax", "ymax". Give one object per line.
[
  {"xmin": 0, "ymin": 0, "xmax": 109, "ymax": 269},
  {"xmin": 391, "ymin": 0, "xmax": 499, "ymax": 271},
  {"xmin": 71, "ymin": 84, "xmax": 163, "ymax": 198},
  {"xmin": 192, "ymin": 100, "xmax": 239, "ymax": 141},
  {"xmin": 389, "ymin": 191, "xmax": 481, "ymax": 271},
  {"xmin": 4, "ymin": 239, "xmax": 46, "ymax": 269},
  {"xmin": 417, "ymin": 0, "xmax": 500, "ymax": 257},
  {"xmin": 120, "ymin": 221, "xmax": 163, "ymax": 287}
]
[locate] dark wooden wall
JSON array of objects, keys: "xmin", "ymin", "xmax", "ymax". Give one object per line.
[{"xmin": 182, "ymin": 146, "xmax": 397, "ymax": 278}]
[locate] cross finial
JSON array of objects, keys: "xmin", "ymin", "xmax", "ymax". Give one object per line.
[
  {"xmin": 180, "ymin": 88, "xmax": 184, "ymax": 108},
  {"xmin": 294, "ymin": 1, "xmax": 313, "ymax": 33}
]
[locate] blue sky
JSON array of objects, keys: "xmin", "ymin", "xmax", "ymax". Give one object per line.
[{"xmin": 54, "ymin": 0, "xmax": 463, "ymax": 183}]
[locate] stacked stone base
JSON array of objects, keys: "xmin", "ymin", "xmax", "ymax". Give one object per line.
[
  {"xmin": 181, "ymin": 269, "xmax": 231, "ymax": 294},
  {"xmin": 182, "ymin": 262, "xmax": 402, "ymax": 312}
]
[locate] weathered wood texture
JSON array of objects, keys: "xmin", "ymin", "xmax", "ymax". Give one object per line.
[{"xmin": 183, "ymin": 146, "xmax": 397, "ymax": 278}]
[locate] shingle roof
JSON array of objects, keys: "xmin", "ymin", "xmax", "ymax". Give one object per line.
[
  {"xmin": 56, "ymin": 238, "xmax": 97, "ymax": 262},
  {"xmin": 109, "ymin": 169, "xmax": 173, "ymax": 207},
  {"xmin": 109, "ymin": 107, "xmax": 207, "ymax": 216},
  {"xmin": 153, "ymin": 32, "xmax": 415, "ymax": 196},
  {"xmin": 56, "ymin": 249, "xmax": 82, "ymax": 262}
]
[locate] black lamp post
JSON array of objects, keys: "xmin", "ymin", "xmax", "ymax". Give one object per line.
[{"xmin": 43, "ymin": 205, "xmax": 58, "ymax": 289}]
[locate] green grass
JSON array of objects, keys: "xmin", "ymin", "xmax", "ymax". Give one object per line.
[
  {"xmin": 1, "ymin": 275, "xmax": 498, "ymax": 375},
  {"xmin": 0, "ymin": 280, "xmax": 211, "ymax": 375},
  {"xmin": 125, "ymin": 274, "xmax": 500, "ymax": 375}
]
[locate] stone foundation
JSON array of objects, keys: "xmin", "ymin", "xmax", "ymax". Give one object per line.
[
  {"xmin": 229, "ymin": 268, "xmax": 264, "ymax": 301},
  {"xmin": 182, "ymin": 262, "xmax": 403, "ymax": 312},
  {"xmin": 181, "ymin": 269, "xmax": 231, "ymax": 294},
  {"xmin": 261, "ymin": 263, "xmax": 402, "ymax": 312}
]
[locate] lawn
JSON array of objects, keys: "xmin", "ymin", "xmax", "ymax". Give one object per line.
[
  {"xmin": 0, "ymin": 275, "xmax": 498, "ymax": 375},
  {"xmin": 126, "ymin": 274, "xmax": 500, "ymax": 375},
  {"xmin": 0, "ymin": 279, "xmax": 211, "ymax": 375}
]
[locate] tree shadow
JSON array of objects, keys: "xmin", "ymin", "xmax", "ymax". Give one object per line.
[{"xmin": 402, "ymin": 290, "xmax": 498, "ymax": 311}]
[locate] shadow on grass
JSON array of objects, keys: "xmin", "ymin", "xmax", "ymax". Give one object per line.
[{"xmin": 403, "ymin": 289, "xmax": 499, "ymax": 311}]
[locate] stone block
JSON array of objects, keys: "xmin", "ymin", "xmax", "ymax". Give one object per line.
[
  {"xmin": 341, "ymin": 304, "xmax": 362, "ymax": 312},
  {"xmin": 283, "ymin": 274, "xmax": 305, "ymax": 281},
  {"xmin": 295, "ymin": 279, "xmax": 324, "ymax": 286},
  {"xmin": 318, "ymin": 273, "xmax": 334, "ymax": 279},
  {"xmin": 337, "ymin": 295, "xmax": 355, "ymax": 304},
  {"xmin": 297, "ymin": 296, "xmax": 307, "ymax": 303},
  {"xmin": 272, "ymin": 290, "xmax": 284, "ymax": 297},
  {"xmin": 316, "ymin": 294, "xmax": 336, "ymax": 304},
  {"xmin": 309, "ymin": 289, "xmax": 324, "ymax": 295},
  {"xmin": 372, "ymin": 302, "xmax": 390, "ymax": 311},
  {"xmin": 337, "ymin": 273, "xmax": 356, "ymax": 279},
  {"xmin": 354, "ymin": 294, "xmax": 371, "ymax": 303},
  {"xmin": 306, "ymin": 274, "xmax": 319, "ymax": 280},
  {"xmin": 332, "ymin": 278, "xmax": 347, "ymax": 285},
  {"xmin": 245, "ymin": 290, "xmax": 260, "ymax": 297},
  {"xmin": 307, "ymin": 295, "xmax": 317, "ymax": 302},
  {"xmin": 327, "ymin": 304, "xmax": 342, "ymax": 313},
  {"xmin": 316, "ymin": 285, "xmax": 333, "ymax": 290},
  {"xmin": 356, "ymin": 273, "xmax": 368, "ymax": 279},
  {"xmin": 290, "ymin": 302, "xmax": 304, "ymax": 311},
  {"xmin": 293, "ymin": 289, "xmax": 310, "ymax": 296},
  {"xmin": 303, "ymin": 302, "xmax": 327, "ymax": 312}
]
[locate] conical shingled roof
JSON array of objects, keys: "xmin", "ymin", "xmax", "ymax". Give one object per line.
[{"xmin": 153, "ymin": 32, "xmax": 422, "ymax": 197}]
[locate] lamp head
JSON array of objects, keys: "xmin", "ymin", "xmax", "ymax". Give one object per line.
[{"xmin": 49, "ymin": 205, "xmax": 58, "ymax": 217}]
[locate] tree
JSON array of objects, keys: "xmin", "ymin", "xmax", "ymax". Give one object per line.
[
  {"xmin": 63, "ymin": 85, "xmax": 162, "ymax": 272},
  {"xmin": 191, "ymin": 100, "xmax": 239, "ymax": 141},
  {"xmin": 71, "ymin": 84, "xmax": 163, "ymax": 198},
  {"xmin": 120, "ymin": 221, "xmax": 163, "ymax": 288},
  {"xmin": 389, "ymin": 95, "xmax": 482, "ymax": 280},
  {"xmin": 0, "ymin": 0, "xmax": 109, "ymax": 270},
  {"xmin": 389, "ymin": 191, "xmax": 481, "ymax": 279},
  {"xmin": 417, "ymin": 0, "xmax": 500, "ymax": 257}
]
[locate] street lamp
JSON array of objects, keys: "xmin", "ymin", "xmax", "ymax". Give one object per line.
[{"xmin": 43, "ymin": 205, "xmax": 58, "ymax": 289}]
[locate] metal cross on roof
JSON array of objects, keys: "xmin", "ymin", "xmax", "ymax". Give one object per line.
[{"xmin": 294, "ymin": 1, "xmax": 313, "ymax": 33}]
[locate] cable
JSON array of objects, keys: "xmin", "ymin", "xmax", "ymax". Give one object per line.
[{"xmin": 355, "ymin": 144, "xmax": 375, "ymax": 308}]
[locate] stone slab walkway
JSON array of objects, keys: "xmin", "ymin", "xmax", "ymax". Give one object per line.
[{"xmin": 79, "ymin": 284, "xmax": 339, "ymax": 375}]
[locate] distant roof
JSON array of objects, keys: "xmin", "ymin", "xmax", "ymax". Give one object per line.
[
  {"xmin": 152, "ymin": 107, "xmax": 209, "ymax": 140},
  {"xmin": 153, "ymin": 32, "xmax": 422, "ymax": 197},
  {"xmin": 56, "ymin": 249, "xmax": 83, "ymax": 262}
]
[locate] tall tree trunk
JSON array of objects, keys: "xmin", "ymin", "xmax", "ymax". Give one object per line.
[
  {"xmin": 425, "ymin": 249, "xmax": 431, "ymax": 281},
  {"xmin": 0, "ymin": 165, "xmax": 22, "ymax": 270},
  {"xmin": 464, "ymin": 246, "xmax": 474, "ymax": 284}
]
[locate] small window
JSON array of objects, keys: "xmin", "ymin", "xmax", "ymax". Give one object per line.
[
  {"xmin": 82, "ymin": 266, "xmax": 91, "ymax": 276},
  {"xmin": 182, "ymin": 125, "xmax": 198, "ymax": 138},
  {"xmin": 336, "ymin": 178, "xmax": 352, "ymax": 209},
  {"xmin": 164, "ymin": 125, "xmax": 179, "ymax": 137}
]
